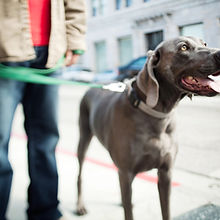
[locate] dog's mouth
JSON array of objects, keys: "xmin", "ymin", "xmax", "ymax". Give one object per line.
[{"xmin": 180, "ymin": 70, "xmax": 220, "ymax": 96}]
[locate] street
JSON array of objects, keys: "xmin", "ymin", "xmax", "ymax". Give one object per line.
[{"xmin": 7, "ymin": 85, "xmax": 220, "ymax": 220}]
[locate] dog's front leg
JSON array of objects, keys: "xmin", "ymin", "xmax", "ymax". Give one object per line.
[
  {"xmin": 118, "ymin": 170, "xmax": 134, "ymax": 220},
  {"xmin": 157, "ymin": 168, "xmax": 172, "ymax": 220}
]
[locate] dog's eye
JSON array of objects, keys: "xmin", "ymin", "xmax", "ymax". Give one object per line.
[
  {"xmin": 181, "ymin": 45, "xmax": 188, "ymax": 51},
  {"xmin": 204, "ymin": 42, "xmax": 207, "ymax": 46}
]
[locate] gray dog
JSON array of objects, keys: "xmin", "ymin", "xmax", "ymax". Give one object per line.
[{"xmin": 75, "ymin": 36, "xmax": 220, "ymax": 220}]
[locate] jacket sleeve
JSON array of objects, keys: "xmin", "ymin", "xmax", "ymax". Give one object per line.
[{"xmin": 64, "ymin": 0, "xmax": 87, "ymax": 51}]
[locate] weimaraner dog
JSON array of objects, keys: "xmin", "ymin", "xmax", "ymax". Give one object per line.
[{"xmin": 75, "ymin": 36, "xmax": 220, "ymax": 220}]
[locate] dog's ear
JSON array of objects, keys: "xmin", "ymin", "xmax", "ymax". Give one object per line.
[{"xmin": 137, "ymin": 50, "xmax": 159, "ymax": 108}]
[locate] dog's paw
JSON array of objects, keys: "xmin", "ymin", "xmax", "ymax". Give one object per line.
[{"xmin": 75, "ymin": 206, "xmax": 88, "ymax": 216}]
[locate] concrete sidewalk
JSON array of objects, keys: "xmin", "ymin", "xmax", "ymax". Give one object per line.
[
  {"xmin": 6, "ymin": 86, "xmax": 220, "ymax": 220},
  {"xmin": 7, "ymin": 130, "xmax": 220, "ymax": 220}
]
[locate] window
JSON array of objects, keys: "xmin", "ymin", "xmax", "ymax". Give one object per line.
[
  {"xmin": 180, "ymin": 23, "xmax": 204, "ymax": 40},
  {"xmin": 99, "ymin": 0, "xmax": 106, "ymax": 15},
  {"xmin": 116, "ymin": 0, "xmax": 122, "ymax": 10},
  {"xmin": 145, "ymin": 31, "xmax": 163, "ymax": 50},
  {"xmin": 116, "ymin": 0, "xmax": 132, "ymax": 10},
  {"xmin": 92, "ymin": 0, "xmax": 97, "ymax": 16},
  {"xmin": 95, "ymin": 41, "xmax": 107, "ymax": 72},
  {"xmin": 126, "ymin": 0, "xmax": 132, "ymax": 7},
  {"xmin": 92, "ymin": 0, "xmax": 106, "ymax": 17},
  {"xmin": 118, "ymin": 36, "xmax": 133, "ymax": 66}
]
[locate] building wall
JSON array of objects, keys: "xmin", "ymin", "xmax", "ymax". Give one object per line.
[{"xmin": 83, "ymin": 0, "xmax": 220, "ymax": 72}]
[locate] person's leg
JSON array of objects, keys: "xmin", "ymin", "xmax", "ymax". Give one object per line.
[
  {"xmin": 0, "ymin": 79, "xmax": 25, "ymax": 220},
  {"xmin": 23, "ymin": 82, "xmax": 62, "ymax": 220}
]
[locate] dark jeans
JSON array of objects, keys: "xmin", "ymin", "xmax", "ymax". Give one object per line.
[{"xmin": 0, "ymin": 47, "xmax": 62, "ymax": 220}]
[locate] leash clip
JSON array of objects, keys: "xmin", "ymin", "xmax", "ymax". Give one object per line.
[{"xmin": 103, "ymin": 82, "xmax": 126, "ymax": 92}]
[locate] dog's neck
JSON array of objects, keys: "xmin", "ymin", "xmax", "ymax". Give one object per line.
[
  {"xmin": 132, "ymin": 81, "xmax": 146, "ymax": 102},
  {"xmin": 133, "ymin": 74, "xmax": 185, "ymax": 115},
  {"xmin": 128, "ymin": 80, "xmax": 174, "ymax": 119},
  {"xmin": 154, "ymin": 71, "xmax": 185, "ymax": 113}
]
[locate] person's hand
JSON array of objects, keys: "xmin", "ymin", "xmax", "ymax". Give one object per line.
[{"xmin": 65, "ymin": 50, "xmax": 80, "ymax": 66}]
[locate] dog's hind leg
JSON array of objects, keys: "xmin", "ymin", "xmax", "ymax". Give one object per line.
[
  {"xmin": 118, "ymin": 170, "xmax": 135, "ymax": 220},
  {"xmin": 76, "ymin": 99, "xmax": 93, "ymax": 215}
]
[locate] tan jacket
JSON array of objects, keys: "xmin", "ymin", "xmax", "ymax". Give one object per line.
[{"xmin": 0, "ymin": 0, "xmax": 87, "ymax": 68}]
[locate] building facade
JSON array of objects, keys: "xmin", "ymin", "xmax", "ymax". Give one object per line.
[{"xmin": 83, "ymin": 0, "xmax": 220, "ymax": 72}]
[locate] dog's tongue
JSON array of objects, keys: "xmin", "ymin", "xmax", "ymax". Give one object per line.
[
  {"xmin": 208, "ymin": 75, "xmax": 220, "ymax": 93},
  {"xmin": 187, "ymin": 76, "xmax": 220, "ymax": 93},
  {"xmin": 184, "ymin": 75, "xmax": 220, "ymax": 93},
  {"xmin": 209, "ymin": 81, "xmax": 220, "ymax": 92}
]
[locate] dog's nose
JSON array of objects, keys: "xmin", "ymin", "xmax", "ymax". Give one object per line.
[{"xmin": 214, "ymin": 51, "xmax": 220, "ymax": 63}]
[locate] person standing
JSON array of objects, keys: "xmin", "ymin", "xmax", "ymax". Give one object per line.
[{"xmin": 0, "ymin": 1, "xmax": 86, "ymax": 220}]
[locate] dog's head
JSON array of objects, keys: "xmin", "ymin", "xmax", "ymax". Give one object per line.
[{"xmin": 137, "ymin": 36, "xmax": 220, "ymax": 107}]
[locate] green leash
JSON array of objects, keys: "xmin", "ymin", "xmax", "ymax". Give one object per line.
[{"xmin": 0, "ymin": 56, "xmax": 102, "ymax": 88}]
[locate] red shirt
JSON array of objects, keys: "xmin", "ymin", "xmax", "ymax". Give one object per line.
[{"xmin": 28, "ymin": 0, "xmax": 51, "ymax": 46}]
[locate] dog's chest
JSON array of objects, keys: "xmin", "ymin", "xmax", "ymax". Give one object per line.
[{"xmin": 132, "ymin": 130, "xmax": 176, "ymax": 172}]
